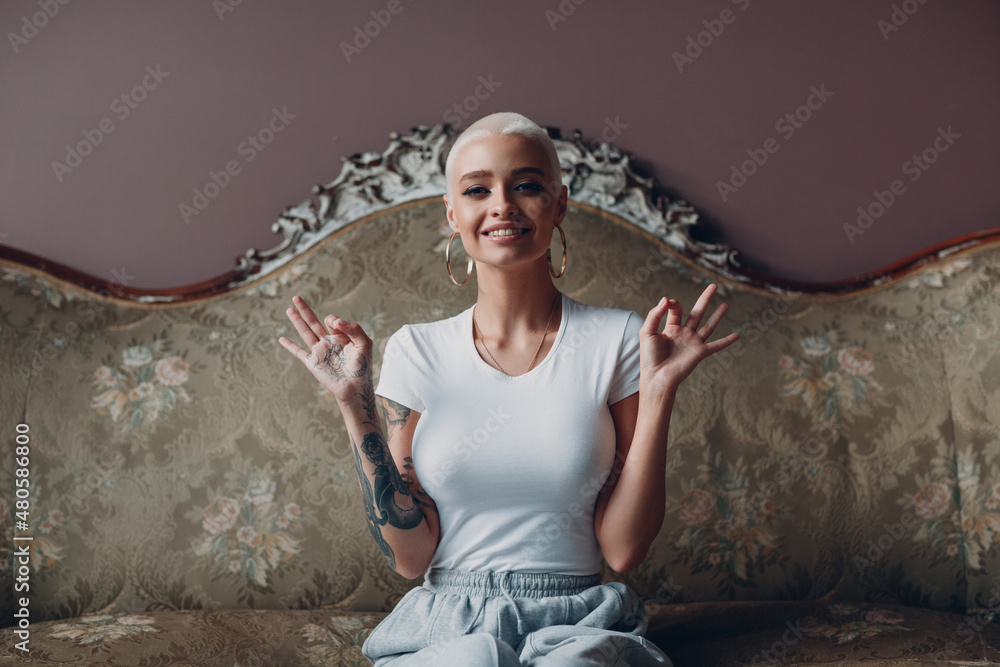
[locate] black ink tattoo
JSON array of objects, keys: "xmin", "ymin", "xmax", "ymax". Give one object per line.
[
  {"xmin": 351, "ymin": 431, "xmax": 423, "ymax": 570},
  {"xmin": 360, "ymin": 380, "xmax": 378, "ymax": 427},
  {"xmin": 380, "ymin": 397, "xmax": 410, "ymax": 438},
  {"xmin": 402, "ymin": 456, "xmax": 437, "ymax": 513},
  {"xmin": 313, "ymin": 337, "xmax": 368, "ymax": 382}
]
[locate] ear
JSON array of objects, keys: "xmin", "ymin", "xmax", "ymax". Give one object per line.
[
  {"xmin": 443, "ymin": 194, "xmax": 459, "ymax": 233},
  {"xmin": 554, "ymin": 185, "xmax": 569, "ymax": 226}
]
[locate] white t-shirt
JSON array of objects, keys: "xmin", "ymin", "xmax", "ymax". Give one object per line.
[{"xmin": 375, "ymin": 291, "xmax": 643, "ymax": 576}]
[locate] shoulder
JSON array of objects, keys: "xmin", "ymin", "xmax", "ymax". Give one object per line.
[
  {"xmin": 383, "ymin": 309, "xmax": 469, "ymax": 359},
  {"xmin": 564, "ymin": 295, "xmax": 641, "ymax": 334}
]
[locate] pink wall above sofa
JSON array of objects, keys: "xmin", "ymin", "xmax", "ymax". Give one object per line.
[{"xmin": 1, "ymin": 0, "xmax": 997, "ymax": 288}]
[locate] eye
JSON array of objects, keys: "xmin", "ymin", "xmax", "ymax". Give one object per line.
[{"xmin": 461, "ymin": 182, "xmax": 544, "ymax": 197}]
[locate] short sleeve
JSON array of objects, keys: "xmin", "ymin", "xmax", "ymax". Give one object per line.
[
  {"xmin": 607, "ymin": 310, "xmax": 644, "ymax": 405},
  {"xmin": 375, "ymin": 327, "xmax": 427, "ymax": 414}
]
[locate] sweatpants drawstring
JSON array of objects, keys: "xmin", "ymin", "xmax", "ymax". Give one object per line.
[{"xmin": 498, "ymin": 571, "xmax": 527, "ymax": 635}]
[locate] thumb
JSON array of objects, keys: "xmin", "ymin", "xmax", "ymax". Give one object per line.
[{"xmin": 329, "ymin": 317, "xmax": 371, "ymax": 350}]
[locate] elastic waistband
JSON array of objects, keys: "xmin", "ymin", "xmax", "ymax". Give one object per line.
[{"xmin": 423, "ymin": 567, "xmax": 602, "ymax": 599}]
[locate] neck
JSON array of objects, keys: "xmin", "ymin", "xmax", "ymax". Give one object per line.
[{"xmin": 473, "ymin": 257, "xmax": 561, "ymax": 339}]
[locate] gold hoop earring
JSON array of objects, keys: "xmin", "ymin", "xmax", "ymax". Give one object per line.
[
  {"xmin": 446, "ymin": 231, "xmax": 474, "ymax": 286},
  {"xmin": 547, "ymin": 224, "xmax": 567, "ymax": 278}
]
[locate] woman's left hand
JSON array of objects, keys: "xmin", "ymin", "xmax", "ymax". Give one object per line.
[{"xmin": 639, "ymin": 283, "xmax": 740, "ymax": 397}]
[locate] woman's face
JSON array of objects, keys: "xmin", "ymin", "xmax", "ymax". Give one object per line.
[{"xmin": 443, "ymin": 134, "xmax": 567, "ymax": 273}]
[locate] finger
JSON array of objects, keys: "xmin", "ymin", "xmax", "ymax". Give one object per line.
[
  {"xmin": 292, "ymin": 295, "xmax": 332, "ymax": 341},
  {"xmin": 322, "ymin": 316, "xmax": 352, "ymax": 348},
  {"xmin": 695, "ymin": 302, "xmax": 730, "ymax": 340},
  {"xmin": 703, "ymin": 331, "xmax": 741, "ymax": 356},
  {"xmin": 285, "ymin": 306, "xmax": 321, "ymax": 348},
  {"xmin": 664, "ymin": 298, "xmax": 683, "ymax": 328},
  {"xmin": 277, "ymin": 335, "xmax": 310, "ymax": 364},
  {"xmin": 640, "ymin": 297, "xmax": 670, "ymax": 338},
  {"xmin": 330, "ymin": 317, "xmax": 372, "ymax": 352},
  {"xmin": 684, "ymin": 284, "xmax": 718, "ymax": 331}
]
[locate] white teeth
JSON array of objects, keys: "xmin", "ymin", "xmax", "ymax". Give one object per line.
[{"xmin": 487, "ymin": 228, "xmax": 526, "ymax": 237}]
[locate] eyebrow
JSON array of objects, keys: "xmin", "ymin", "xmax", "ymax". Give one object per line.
[{"xmin": 459, "ymin": 166, "xmax": 547, "ymax": 182}]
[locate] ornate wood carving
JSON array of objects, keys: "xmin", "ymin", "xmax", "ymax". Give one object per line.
[{"xmin": 2, "ymin": 122, "xmax": 998, "ymax": 303}]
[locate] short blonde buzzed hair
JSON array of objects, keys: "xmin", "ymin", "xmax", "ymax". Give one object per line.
[{"xmin": 445, "ymin": 112, "xmax": 562, "ymax": 200}]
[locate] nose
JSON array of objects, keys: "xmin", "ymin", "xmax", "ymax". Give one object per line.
[{"xmin": 491, "ymin": 188, "xmax": 519, "ymax": 219}]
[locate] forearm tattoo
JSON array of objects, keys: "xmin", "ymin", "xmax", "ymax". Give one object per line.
[
  {"xmin": 360, "ymin": 381, "xmax": 378, "ymax": 426},
  {"xmin": 313, "ymin": 337, "xmax": 368, "ymax": 383},
  {"xmin": 351, "ymin": 431, "xmax": 423, "ymax": 570},
  {"xmin": 381, "ymin": 397, "xmax": 411, "ymax": 438},
  {"xmin": 402, "ymin": 456, "xmax": 436, "ymax": 512}
]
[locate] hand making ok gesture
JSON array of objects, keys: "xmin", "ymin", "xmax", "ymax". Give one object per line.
[
  {"xmin": 639, "ymin": 283, "xmax": 740, "ymax": 397},
  {"xmin": 278, "ymin": 295, "xmax": 373, "ymax": 404}
]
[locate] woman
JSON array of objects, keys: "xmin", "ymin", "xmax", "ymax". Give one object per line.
[{"xmin": 279, "ymin": 112, "xmax": 739, "ymax": 666}]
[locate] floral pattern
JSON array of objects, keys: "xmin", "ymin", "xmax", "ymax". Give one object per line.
[
  {"xmin": 1, "ymin": 195, "xmax": 998, "ymax": 661},
  {"xmin": 1, "ymin": 266, "xmax": 80, "ymax": 308},
  {"xmin": 47, "ymin": 614, "xmax": 158, "ymax": 645},
  {"xmin": 91, "ymin": 333, "xmax": 194, "ymax": 437},
  {"xmin": 778, "ymin": 330, "xmax": 885, "ymax": 422},
  {"xmin": 670, "ymin": 451, "xmax": 787, "ymax": 596},
  {"xmin": 185, "ymin": 461, "xmax": 305, "ymax": 604},
  {"xmin": 299, "ymin": 615, "xmax": 373, "ymax": 666},
  {"xmin": 900, "ymin": 442, "xmax": 1000, "ymax": 573},
  {"xmin": 801, "ymin": 603, "xmax": 910, "ymax": 645}
]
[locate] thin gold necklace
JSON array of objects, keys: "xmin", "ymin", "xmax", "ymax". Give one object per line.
[{"xmin": 473, "ymin": 294, "xmax": 559, "ymax": 376}]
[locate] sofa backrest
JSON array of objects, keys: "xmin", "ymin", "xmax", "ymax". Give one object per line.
[{"xmin": 2, "ymin": 124, "xmax": 998, "ymax": 624}]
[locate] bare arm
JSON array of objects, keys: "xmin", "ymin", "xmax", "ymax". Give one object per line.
[
  {"xmin": 594, "ymin": 285, "xmax": 739, "ymax": 572},
  {"xmin": 279, "ymin": 295, "xmax": 439, "ymax": 579},
  {"xmin": 593, "ymin": 390, "xmax": 671, "ymax": 572}
]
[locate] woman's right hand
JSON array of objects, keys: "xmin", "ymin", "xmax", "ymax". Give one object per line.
[{"xmin": 278, "ymin": 295, "xmax": 373, "ymax": 404}]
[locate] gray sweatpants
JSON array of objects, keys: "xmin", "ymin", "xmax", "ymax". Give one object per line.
[{"xmin": 362, "ymin": 568, "xmax": 673, "ymax": 666}]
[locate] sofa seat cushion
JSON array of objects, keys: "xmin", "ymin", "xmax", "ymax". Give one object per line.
[
  {"xmin": 0, "ymin": 608, "xmax": 385, "ymax": 666},
  {"xmin": 648, "ymin": 600, "xmax": 1000, "ymax": 665},
  {"xmin": 4, "ymin": 600, "xmax": 998, "ymax": 666}
]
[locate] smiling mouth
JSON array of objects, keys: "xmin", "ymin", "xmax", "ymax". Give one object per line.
[{"xmin": 484, "ymin": 228, "xmax": 529, "ymax": 237}]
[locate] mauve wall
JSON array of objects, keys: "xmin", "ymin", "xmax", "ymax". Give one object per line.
[{"xmin": 1, "ymin": 0, "xmax": 997, "ymax": 289}]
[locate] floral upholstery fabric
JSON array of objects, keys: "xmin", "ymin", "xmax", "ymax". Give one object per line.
[
  {"xmin": 1, "ymin": 197, "xmax": 998, "ymax": 663},
  {"xmin": 2, "ymin": 602, "xmax": 998, "ymax": 665}
]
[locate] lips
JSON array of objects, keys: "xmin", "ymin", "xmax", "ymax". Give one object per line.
[{"xmin": 481, "ymin": 222, "xmax": 531, "ymax": 236}]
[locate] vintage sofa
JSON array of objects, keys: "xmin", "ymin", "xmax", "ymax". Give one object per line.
[{"xmin": 2, "ymin": 123, "xmax": 999, "ymax": 665}]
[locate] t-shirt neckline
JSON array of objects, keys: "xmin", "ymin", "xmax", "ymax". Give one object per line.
[{"xmin": 465, "ymin": 291, "xmax": 569, "ymax": 380}]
